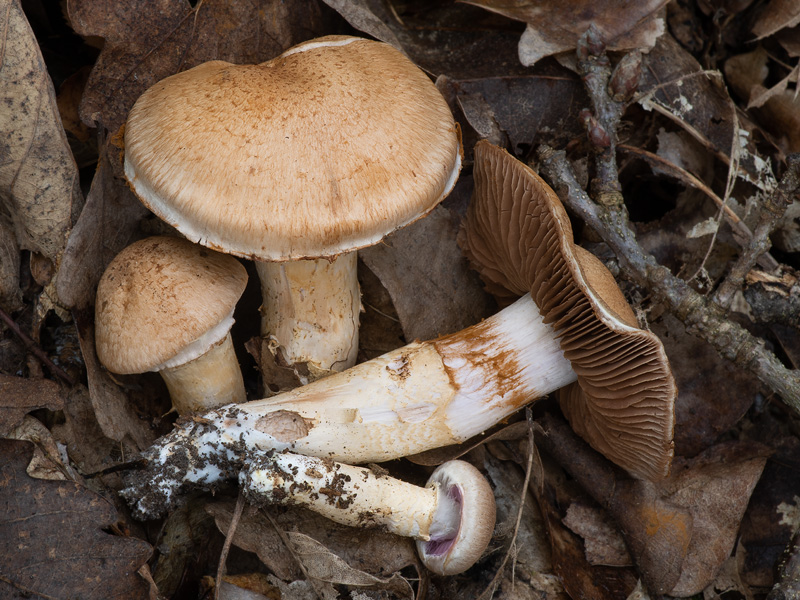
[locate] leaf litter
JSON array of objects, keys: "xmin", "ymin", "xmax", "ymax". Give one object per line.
[{"xmin": 4, "ymin": 0, "xmax": 800, "ymax": 597}]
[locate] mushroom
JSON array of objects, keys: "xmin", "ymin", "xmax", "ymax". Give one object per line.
[
  {"xmin": 95, "ymin": 236, "xmax": 248, "ymax": 415},
  {"xmin": 241, "ymin": 453, "xmax": 496, "ymax": 576},
  {"xmin": 123, "ymin": 35, "xmax": 462, "ymax": 383},
  {"xmin": 121, "ymin": 142, "xmax": 675, "ymax": 518}
]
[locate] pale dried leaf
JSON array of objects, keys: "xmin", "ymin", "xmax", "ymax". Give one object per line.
[
  {"xmin": 751, "ymin": 0, "xmax": 800, "ymax": 40},
  {"xmin": 286, "ymin": 532, "xmax": 414, "ymax": 599},
  {"xmin": 666, "ymin": 441, "xmax": 770, "ymax": 597},
  {"xmin": 0, "ymin": 0, "xmax": 82, "ymax": 293},
  {"xmin": 7, "ymin": 415, "xmax": 71, "ymax": 480},
  {"xmin": 463, "ymin": 0, "xmax": 667, "ymax": 66}
]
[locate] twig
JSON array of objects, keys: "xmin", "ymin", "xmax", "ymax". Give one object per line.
[
  {"xmin": 577, "ymin": 26, "xmax": 624, "ymax": 207},
  {"xmin": 477, "ymin": 408, "xmax": 537, "ymax": 600},
  {"xmin": 714, "ymin": 154, "xmax": 800, "ymax": 306},
  {"xmin": 537, "ymin": 29, "xmax": 800, "ymax": 412},
  {"xmin": 215, "ymin": 491, "xmax": 245, "ymax": 600},
  {"xmin": 0, "ymin": 306, "xmax": 77, "ymax": 386},
  {"xmin": 617, "ymin": 143, "xmax": 778, "ymax": 271}
]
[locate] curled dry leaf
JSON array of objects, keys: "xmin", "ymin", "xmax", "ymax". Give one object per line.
[
  {"xmin": 0, "ymin": 439, "xmax": 152, "ymax": 599},
  {"xmin": 7, "ymin": 415, "xmax": 72, "ymax": 481},
  {"xmin": 0, "ymin": 373, "xmax": 65, "ymax": 435},
  {"xmin": 1, "ymin": 0, "xmax": 82, "ymax": 301},
  {"xmin": 462, "ymin": 0, "xmax": 668, "ymax": 66}
]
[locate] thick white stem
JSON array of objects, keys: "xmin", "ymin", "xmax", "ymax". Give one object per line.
[
  {"xmin": 160, "ymin": 332, "xmax": 245, "ymax": 414},
  {"xmin": 256, "ymin": 253, "xmax": 360, "ymax": 381},
  {"xmin": 234, "ymin": 293, "xmax": 576, "ymax": 460},
  {"xmin": 242, "ymin": 452, "xmax": 438, "ymax": 539}
]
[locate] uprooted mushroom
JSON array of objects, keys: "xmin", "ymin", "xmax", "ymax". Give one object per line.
[
  {"xmin": 121, "ymin": 141, "xmax": 676, "ymax": 519},
  {"xmin": 242, "ymin": 452, "xmax": 496, "ymax": 576}
]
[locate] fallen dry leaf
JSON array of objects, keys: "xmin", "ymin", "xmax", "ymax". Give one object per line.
[
  {"xmin": 751, "ymin": 0, "xmax": 800, "ymax": 39},
  {"xmin": 665, "ymin": 440, "xmax": 771, "ymax": 596},
  {"xmin": 208, "ymin": 501, "xmax": 418, "ymax": 582},
  {"xmin": 0, "ymin": 373, "xmax": 65, "ymax": 435},
  {"xmin": 0, "ymin": 439, "xmax": 152, "ymax": 599},
  {"xmin": 725, "ymin": 47, "xmax": 800, "ymax": 154},
  {"xmin": 287, "ymin": 531, "xmax": 414, "ymax": 598},
  {"xmin": 463, "ymin": 0, "xmax": 667, "ymax": 66},
  {"xmin": 653, "ymin": 314, "xmax": 761, "ymax": 457},
  {"xmin": 360, "ymin": 205, "xmax": 494, "ymax": 341},
  {"xmin": 0, "ymin": 0, "xmax": 82, "ymax": 300},
  {"xmin": 7, "ymin": 415, "xmax": 72, "ymax": 480},
  {"xmin": 66, "ymin": 0, "xmax": 330, "ymax": 132}
]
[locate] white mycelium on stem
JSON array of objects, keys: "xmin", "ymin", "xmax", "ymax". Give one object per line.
[{"xmin": 241, "ymin": 453, "xmax": 496, "ymax": 575}]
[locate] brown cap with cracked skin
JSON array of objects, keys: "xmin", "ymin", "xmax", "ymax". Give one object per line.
[
  {"xmin": 459, "ymin": 140, "xmax": 676, "ymax": 481},
  {"xmin": 95, "ymin": 236, "xmax": 248, "ymax": 375},
  {"xmin": 124, "ymin": 35, "xmax": 462, "ymax": 262}
]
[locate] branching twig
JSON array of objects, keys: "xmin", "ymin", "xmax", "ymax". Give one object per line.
[
  {"xmin": 0, "ymin": 306, "xmax": 77, "ymax": 386},
  {"xmin": 537, "ymin": 29, "xmax": 800, "ymax": 413},
  {"xmin": 538, "ymin": 146, "xmax": 800, "ymax": 410},
  {"xmin": 714, "ymin": 154, "xmax": 800, "ymax": 306}
]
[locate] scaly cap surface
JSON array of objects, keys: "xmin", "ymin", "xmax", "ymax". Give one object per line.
[{"xmin": 124, "ymin": 35, "xmax": 462, "ymax": 261}]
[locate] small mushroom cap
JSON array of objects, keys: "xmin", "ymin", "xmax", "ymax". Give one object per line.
[
  {"xmin": 124, "ymin": 35, "xmax": 462, "ymax": 261},
  {"xmin": 416, "ymin": 460, "xmax": 496, "ymax": 576},
  {"xmin": 95, "ymin": 236, "xmax": 248, "ymax": 374},
  {"xmin": 460, "ymin": 140, "xmax": 676, "ymax": 481}
]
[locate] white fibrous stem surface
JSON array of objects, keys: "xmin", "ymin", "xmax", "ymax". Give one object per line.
[
  {"xmin": 257, "ymin": 253, "xmax": 360, "ymax": 381},
  {"xmin": 122, "ymin": 294, "xmax": 576, "ymax": 518},
  {"xmin": 160, "ymin": 331, "xmax": 246, "ymax": 414},
  {"xmin": 241, "ymin": 451, "xmax": 438, "ymax": 539}
]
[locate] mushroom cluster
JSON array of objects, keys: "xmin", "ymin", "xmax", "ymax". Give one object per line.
[
  {"xmin": 120, "ymin": 141, "xmax": 676, "ymax": 576},
  {"xmin": 108, "ymin": 32, "xmax": 676, "ymax": 578},
  {"xmin": 123, "ymin": 35, "xmax": 461, "ymax": 384}
]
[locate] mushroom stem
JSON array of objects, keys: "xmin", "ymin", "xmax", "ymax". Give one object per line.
[
  {"xmin": 160, "ymin": 331, "xmax": 246, "ymax": 415},
  {"xmin": 256, "ymin": 252, "xmax": 360, "ymax": 382},
  {"xmin": 122, "ymin": 293, "xmax": 575, "ymax": 517},
  {"xmin": 241, "ymin": 453, "xmax": 495, "ymax": 575}
]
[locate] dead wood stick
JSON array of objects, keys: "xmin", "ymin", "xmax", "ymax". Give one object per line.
[
  {"xmin": 538, "ymin": 28, "xmax": 800, "ymax": 411},
  {"xmin": 714, "ymin": 154, "xmax": 800, "ymax": 307},
  {"xmin": 0, "ymin": 306, "xmax": 76, "ymax": 386}
]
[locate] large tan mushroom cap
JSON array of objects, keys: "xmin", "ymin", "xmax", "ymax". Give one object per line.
[
  {"xmin": 95, "ymin": 236, "xmax": 248, "ymax": 375},
  {"xmin": 124, "ymin": 36, "xmax": 462, "ymax": 261},
  {"xmin": 460, "ymin": 140, "xmax": 676, "ymax": 481}
]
